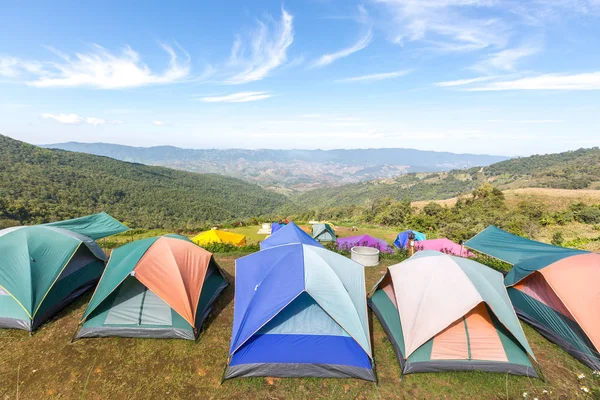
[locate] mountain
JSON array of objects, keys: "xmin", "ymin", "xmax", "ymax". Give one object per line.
[
  {"xmin": 43, "ymin": 142, "xmax": 508, "ymax": 193},
  {"xmin": 286, "ymin": 147, "xmax": 600, "ymax": 212},
  {"xmin": 0, "ymin": 135, "xmax": 288, "ymax": 229}
]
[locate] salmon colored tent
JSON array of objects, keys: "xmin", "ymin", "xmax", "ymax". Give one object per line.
[
  {"xmin": 75, "ymin": 235, "xmax": 228, "ymax": 340},
  {"xmin": 369, "ymin": 250, "xmax": 538, "ymax": 376},
  {"xmin": 192, "ymin": 230, "xmax": 246, "ymax": 247},
  {"xmin": 466, "ymin": 226, "xmax": 600, "ymax": 370}
]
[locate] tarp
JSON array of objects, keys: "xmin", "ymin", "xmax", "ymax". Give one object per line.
[
  {"xmin": 225, "ymin": 243, "xmax": 374, "ymax": 381},
  {"xmin": 260, "ymin": 222, "xmax": 323, "ymax": 250},
  {"xmin": 192, "ymin": 230, "xmax": 246, "ymax": 247},
  {"xmin": 0, "ymin": 226, "xmax": 106, "ymax": 331},
  {"xmin": 43, "ymin": 212, "xmax": 129, "ymax": 240},
  {"xmin": 394, "ymin": 230, "xmax": 426, "ymax": 249},
  {"xmin": 369, "ymin": 250, "xmax": 537, "ymax": 376},
  {"xmin": 78, "ymin": 235, "xmax": 228, "ymax": 340},
  {"xmin": 415, "ymin": 238, "xmax": 473, "ymax": 257},
  {"xmin": 337, "ymin": 235, "xmax": 393, "ymax": 253},
  {"xmin": 465, "ymin": 226, "xmax": 584, "ymax": 266}
]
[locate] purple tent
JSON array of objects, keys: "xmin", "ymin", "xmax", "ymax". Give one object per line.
[
  {"xmin": 414, "ymin": 238, "xmax": 474, "ymax": 257},
  {"xmin": 337, "ymin": 235, "xmax": 393, "ymax": 253}
]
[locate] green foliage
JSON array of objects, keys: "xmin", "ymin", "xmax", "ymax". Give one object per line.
[
  {"xmin": 285, "ymin": 147, "xmax": 600, "ymax": 213},
  {"xmin": 0, "ymin": 135, "xmax": 288, "ymax": 229},
  {"xmin": 570, "ymin": 202, "xmax": 600, "ymax": 224},
  {"xmin": 551, "ymin": 232, "xmax": 564, "ymax": 246},
  {"xmin": 201, "ymin": 242, "xmax": 260, "ymax": 254}
]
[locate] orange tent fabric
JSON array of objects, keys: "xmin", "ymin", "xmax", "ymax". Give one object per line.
[{"xmin": 135, "ymin": 237, "xmax": 213, "ymax": 326}]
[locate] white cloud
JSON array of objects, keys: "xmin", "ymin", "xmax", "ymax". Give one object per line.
[
  {"xmin": 435, "ymin": 75, "xmax": 504, "ymax": 87},
  {"xmin": 2, "ymin": 44, "xmax": 189, "ymax": 89},
  {"xmin": 199, "ymin": 91, "xmax": 273, "ymax": 103},
  {"xmin": 41, "ymin": 113, "xmax": 106, "ymax": 125},
  {"xmin": 311, "ymin": 30, "xmax": 373, "ymax": 68},
  {"xmin": 468, "ymin": 72, "xmax": 600, "ymax": 90},
  {"xmin": 472, "ymin": 44, "xmax": 539, "ymax": 72},
  {"xmin": 374, "ymin": 0, "xmax": 509, "ymax": 52},
  {"xmin": 225, "ymin": 9, "xmax": 294, "ymax": 84},
  {"xmin": 336, "ymin": 69, "xmax": 411, "ymax": 82},
  {"xmin": 152, "ymin": 121, "xmax": 166, "ymax": 126}
]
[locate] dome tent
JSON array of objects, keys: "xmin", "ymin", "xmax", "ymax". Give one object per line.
[
  {"xmin": 393, "ymin": 230, "xmax": 426, "ymax": 249},
  {"xmin": 192, "ymin": 230, "xmax": 246, "ymax": 247},
  {"xmin": 466, "ymin": 226, "xmax": 600, "ymax": 370},
  {"xmin": 0, "ymin": 226, "xmax": 107, "ymax": 331},
  {"xmin": 260, "ymin": 222, "xmax": 322, "ymax": 250},
  {"xmin": 75, "ymin": 235, "xmax": 228, "ymax": 340},
  {"xmin": 224, "ymin": 243, "xmax": 374, "ymax": 381},
  {"xmin": 369, "ymin": 250, "xmax": 538, "ymax": 377},
  {"xmin": 311, "ymin": 223, "xmax": 336, "ymax": 242}
]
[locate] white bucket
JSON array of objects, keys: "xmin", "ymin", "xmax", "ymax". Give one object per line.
[{"xmin": 351, "ymin": 246, "xmax": 380, "ymax": 266}]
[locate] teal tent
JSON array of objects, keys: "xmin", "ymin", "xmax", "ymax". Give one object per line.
[
  {"xmin": 0, "ymin": 226, "xmax": 107, "ymax": 331},
  {"xmin": 43, "ymin": 212, "xmax": 129, "ymax": 240},
  {"xmin": 312, "ymin": 223, "xmax": 336, "ymax": 242},
  {"xmin": 466, "ymin": 226, "xmax": 600, "ymax": 370}
]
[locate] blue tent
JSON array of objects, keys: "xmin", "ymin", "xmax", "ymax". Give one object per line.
[
  {"xmin": 224, "ymin": 243, "xmax": 374, "ymax": 381},
  {"xmin": 271, "ymin": 222, "xmax": 284, "ymax": 234},
  {"xmin": 260, "ymin": 222, "xmax": 323, "ymax": 250},
  {"xmin": 394, "ymin": 230, "xmax": 426, "ymax": 249}
]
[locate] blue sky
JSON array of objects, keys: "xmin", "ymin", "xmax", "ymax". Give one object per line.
[{"xmin": 1, "ymin": 0, "xmax": 599, "ymax": 156}]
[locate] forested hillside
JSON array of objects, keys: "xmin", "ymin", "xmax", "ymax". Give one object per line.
[
  {"xmin": 0, "ymin": 135, "xmax": 288, "ymax": 229},
  {"xmin": 286, "ymin": 147, "xmax": 600, "ymax": 212}
]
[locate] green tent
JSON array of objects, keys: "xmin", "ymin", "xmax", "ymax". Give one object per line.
[
  {"xmin": 0, "ymin": 226, "xmax": 107, "ymax": 331},
  {"xmin": 312, "ymin": 223, "xmax": 336, "ymax": 242},
  {"xmin": 43, "ymin": 212, "xmax": 129, "ymax": 240},
  {"xmin": 76, "ymin": 235, "xmax": 228, "ymax": 340}
]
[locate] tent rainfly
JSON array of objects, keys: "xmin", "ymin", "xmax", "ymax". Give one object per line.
[
  {"xmin": 43, "ymin": 212, "xmax": 129, "ymax": 240},
  {"xmin": 75, "ymin": 235, "xmax": 228, "ymax": 340},
  {"xmin": 260, "ymin": 222, "xmax": 323, "ymax": 250},
  {"xmin": 466, "ymin": 226, "xmax": 600, "ymax": 370},
  {"xmin": 0, "ymin": 226, "xmax": 107, "ymax": 331},
  {"xmin": 224, "ymin": 243, "xmax": 375, "ymax": 381},
  {"xmin": 369, "ymin": 250, "xmax": 538, "ymax": 377},
  {"xmin": 192, "ymin": 230, "xmax": 246, "ymax": 247},
  {"xmin": 393, "ymin": 230, "xmax": 426, "ymax": 249},
  {"xmin": 312, "ymin": 223, "xmax": 336, "ymax": 242}
]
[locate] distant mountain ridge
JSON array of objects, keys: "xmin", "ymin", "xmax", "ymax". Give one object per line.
[
  {"xmin": 43, "ymin": 142, "xmax": 509, "ymax": 193},
  {"xmin": 284, "ymin": 147, "xmax": 600, "ymax": 213}
]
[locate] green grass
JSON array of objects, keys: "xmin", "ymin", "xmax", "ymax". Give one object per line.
[{"xmin": 2, "ymin": 226, "xmax": 598, "ymax": 399}]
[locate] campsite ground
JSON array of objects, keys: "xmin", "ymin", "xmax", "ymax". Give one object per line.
[{"xmin": 1, "ymin": 243, "xmax": 599, "ymax": 399}]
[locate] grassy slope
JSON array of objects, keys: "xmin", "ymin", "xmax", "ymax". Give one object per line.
[
  {"xmin": 0, "ymin": 253, "xmax": 596, "ymax": 400},
  {"xmin": 287, "ymin": 148, "xmax": 600, "ymax": 211},
  {"xmin": 0, "ymin": 134, "xmax": 288, "ymax": 228}
]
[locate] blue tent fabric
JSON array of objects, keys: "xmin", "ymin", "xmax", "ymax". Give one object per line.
[
  {"xmin": 271, "ymin": 223, "xmax": 283, "ymax": 234},
  {"xmin": 394, "ymin": 230, "xmax": 426, "ymax": 249},
  {"xmin": 225, "ymin": 243, "xmax": 374, "ymax": 381},
  {"xmin": 260, "ymin": 222, "xmax": 323, "ymax": 250}
]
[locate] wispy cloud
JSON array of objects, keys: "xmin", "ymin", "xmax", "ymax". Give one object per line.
[
  {"xmin": 336, "ymin": 69, "xmax": 412, "ymax": 82},
  {"xmin": 471, "ymin": 44, "xmax": 540, "ymax": 73},
  {"xmin": 435, "ymin": 75, "xmax": 505, "ymax": 87},
  {"xmin": 374, "ymin": 0, "xmax": 510, "ymax": 52},
  {"xmin": 41, "ymin": 113, "xmax": 106, "ymax": 125},
  {"xmin": 199, "ymin": 91, "xmax": 273, "ymax": 103},
  {"xmin": 311, "ymin": 30, "xmax": 373, "ymax": 68},
  {"xmin": 225, "ymin": 9, "xmax": 294, "ymax": 84},
  {"xmin": 1, "ymin": 43, "xmax": 190, "ymax": 89},
  {"xmin": 468, "ymin": 72, "xmax": 600, "ymax": 91}
]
